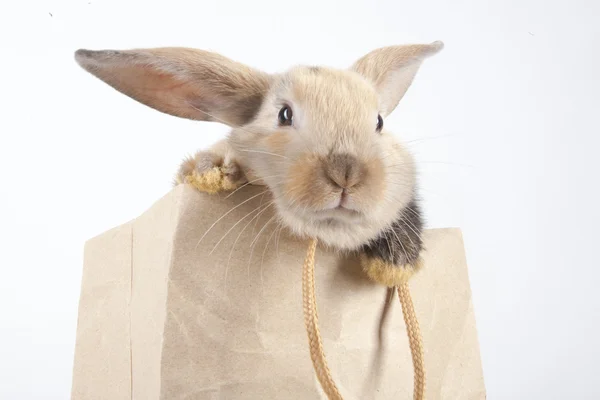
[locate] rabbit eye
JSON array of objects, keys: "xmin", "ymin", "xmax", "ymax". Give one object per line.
[
  {"xmin": 278, "ymin": 105, "xmax": 293, "ymax": 126},
  {"xmin": 376, "ymin": 114, "xmax": 384, "ymax": 132}
]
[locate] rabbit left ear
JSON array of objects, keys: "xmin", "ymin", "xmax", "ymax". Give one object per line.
[
  {"xmin": 75, "ymin": 47, "xmax": 272, "ymax": 127},
  {"xmin": 350, "ymin": 41, "xmax": 444, "ymax": 116}
]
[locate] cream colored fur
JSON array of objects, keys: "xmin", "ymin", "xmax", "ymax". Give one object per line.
[{"xmin": 75, "ymin": 42, "xmax": 443, "ymax": 251}]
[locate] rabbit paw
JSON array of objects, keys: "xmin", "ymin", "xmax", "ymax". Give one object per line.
[{"xmin": 175, "ymin": 150, "xmax": 247, "ymax": 194}]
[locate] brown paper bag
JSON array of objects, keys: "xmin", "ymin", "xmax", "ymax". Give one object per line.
[{"xmin": 71, "ymin": 184, "xmax": 486, "ymax": 400}]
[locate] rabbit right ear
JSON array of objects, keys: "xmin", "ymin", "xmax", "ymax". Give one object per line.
[
  {"xmin": 350, "ymin": 41, "xmax": 444, "ymax": 117},
  {"xmin": 74, "ymin": 47, "xmax": 272, "ymax": 127}
]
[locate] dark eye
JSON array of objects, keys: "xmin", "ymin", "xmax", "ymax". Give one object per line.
[
  {"xmin": 376, "ymin": 114, "xmax": 384, "ymax": 132},
  {"xmin": 278, "ymin": 105, "xmax": 293, "ymax": 126}
]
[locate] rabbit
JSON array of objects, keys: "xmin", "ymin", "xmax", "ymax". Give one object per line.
[{"xmin": 74, "ymin": 41, "xmax": 444, "ymax": 284}]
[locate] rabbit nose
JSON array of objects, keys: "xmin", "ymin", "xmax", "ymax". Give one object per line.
[{"xmin": 323, "ymin": 153, "xmax": 365, "ymax": 189}]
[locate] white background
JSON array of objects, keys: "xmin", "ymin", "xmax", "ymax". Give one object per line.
[{"xmin": 1, "ymin": 0, "xmax": 599, "ymax": 399}]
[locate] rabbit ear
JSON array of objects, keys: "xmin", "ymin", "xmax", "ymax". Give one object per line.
[
  {"xmin": 350, "ymin": 41, "xmax": 444, "ymax": 116},
  {"xmin": 74, "ymin": 47, "xmax": 272, "ymax": 127}
]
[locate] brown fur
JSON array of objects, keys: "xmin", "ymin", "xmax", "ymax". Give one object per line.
[
  {"xmin": 324, "ymin": 153, "xmax": 365, "ymax": 189},
  {"xmin": 264, "ymin": 132, "xmax": 291, "ymax": 154},
  {"xmin": 285, "ymin": 154, "xmax": 330, "ymax": 209}
]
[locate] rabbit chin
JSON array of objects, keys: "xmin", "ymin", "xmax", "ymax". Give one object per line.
[{"xmin": 276, "ymin": 203, "xmax": 388, "ymax": 251}]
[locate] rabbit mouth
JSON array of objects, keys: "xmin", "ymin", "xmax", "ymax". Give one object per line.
[
  {"xmin": 313, "ymin": 206, "xmax": 363, "ymax": 222},
  {"xmin": 277, "ymin": 206, "xmax": 381, "ymax": 250},
  {"xmin": 281, "ymin": 193, "xmax": 366, "ymax": 224}
]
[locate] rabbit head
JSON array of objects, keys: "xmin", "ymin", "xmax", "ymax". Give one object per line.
[{"xmin": 75, "ymin": 41, "xmax": 443, "ymax": 250}]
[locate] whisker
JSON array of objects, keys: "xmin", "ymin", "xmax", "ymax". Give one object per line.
[
  {"xmin": 238, "ymin": 149, "xmax": 290, "ymax": 160},
  {"xmin": 389, "ymin": 227, "xmax": 409, "ymax": 264},
  {"xmin": 383, "ymin": 183, "xmax": 446, "ymax": 199},
  {"xmin": 252, "ymin": 191, "xmax": 271, "ymax": 233},
  {"xmin": 224, "ymin": 174, "xmax": 284, "ymax": 199},
  {"xmin": 396, "ymin": 218, "xmax": 416, "ymax": 249},
  {"xmin": 402, "ymin": 132, "xmax": 462, "ymax": 146},
  {"xmin": 275, "ymin": 223, "xmax": 284, "ymax": 266},
  {"xmin": 380, "ymin": 151, "xmax": 398, "ymax": 161},
  {"xmin": 208, "ymin": 201, "xmax": 272, "ymax": 256},
  {"xmin": 404, "ymin": 206, "xmax": 426, "ymax": 232},
  {"xmin": 398, "ymin": 211, "xmax": 420, "ymax": 245},
  {"xmin": 223, "ymin": 201, "xmax": 276, "ymax": 289},
  {"xmin": 384, "ymin": 234, "xmax": 393, "ymax": 262},
  {"xmin": 187, "ymin": 102, "xmax": 266, "ymax": 138},
  {"xmin": 388, "ymin": 161, "xmax": 475, "ymax": 169},
  {"xmin": 195, "ymin": 189, "xmax": 269, "ymax": 251},
  {"xmin": 247, "ymin": 214, "xmax": 278, "ymax": 279},
  {"xmin": 249, "ymin": 213, "xmax": 278, "ymax": 250},
  {"xmin": 260, "ymin": 221, "xmax": 280, "ymax": 293},
  {"xmin": 400, "ymin": 209, "xmax": 424, "ymax": 243}
]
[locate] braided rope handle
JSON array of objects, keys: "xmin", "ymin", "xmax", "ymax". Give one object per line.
[
  {"xmin": 398, "ymin": 283, "xmax": 426, "ymax": 400},
  {"xmin": 302, "ymin": 238, "xmax": 344, "ymax": 400},
  {"xmin": 302, "ymin": 238, "xmax": 426, "ymax": 400},
  {"xmin": 181, "ymin": 168, "xmax": 426, "ymax": 397}
]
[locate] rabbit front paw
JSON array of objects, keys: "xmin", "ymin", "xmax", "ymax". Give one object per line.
[{"xmin": 174, "ymin": 150, "xmax": 247, "ymax": 194}]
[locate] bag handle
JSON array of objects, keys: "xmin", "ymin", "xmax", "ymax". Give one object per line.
[
  {"xmin": 303, "ymin": 238, "xmax": 425, "ymax": 400},
  {"xmin": 181, "ymin": 168, "xmax": 425, "ymax": 399},
  {"xmin": 302, "ymin": 238, "xmax": 344, "ymax": 400}
]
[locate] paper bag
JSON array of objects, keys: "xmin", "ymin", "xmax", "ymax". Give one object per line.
[{"xmin": 71, "ymin": 184, "xmax": 486, "ymax": 399}]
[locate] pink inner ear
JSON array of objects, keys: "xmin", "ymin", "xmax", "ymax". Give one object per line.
[
  {"xmin": 110, "ymin": 66, "xmax": 209, "ymax": 120},
  {"xmin": 76, "ymin": 47, "xmax": 272, "ymax": 125},
  {"xmin": 75, "ymin": 50, "xmax": 205, "ymax": 121}
]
